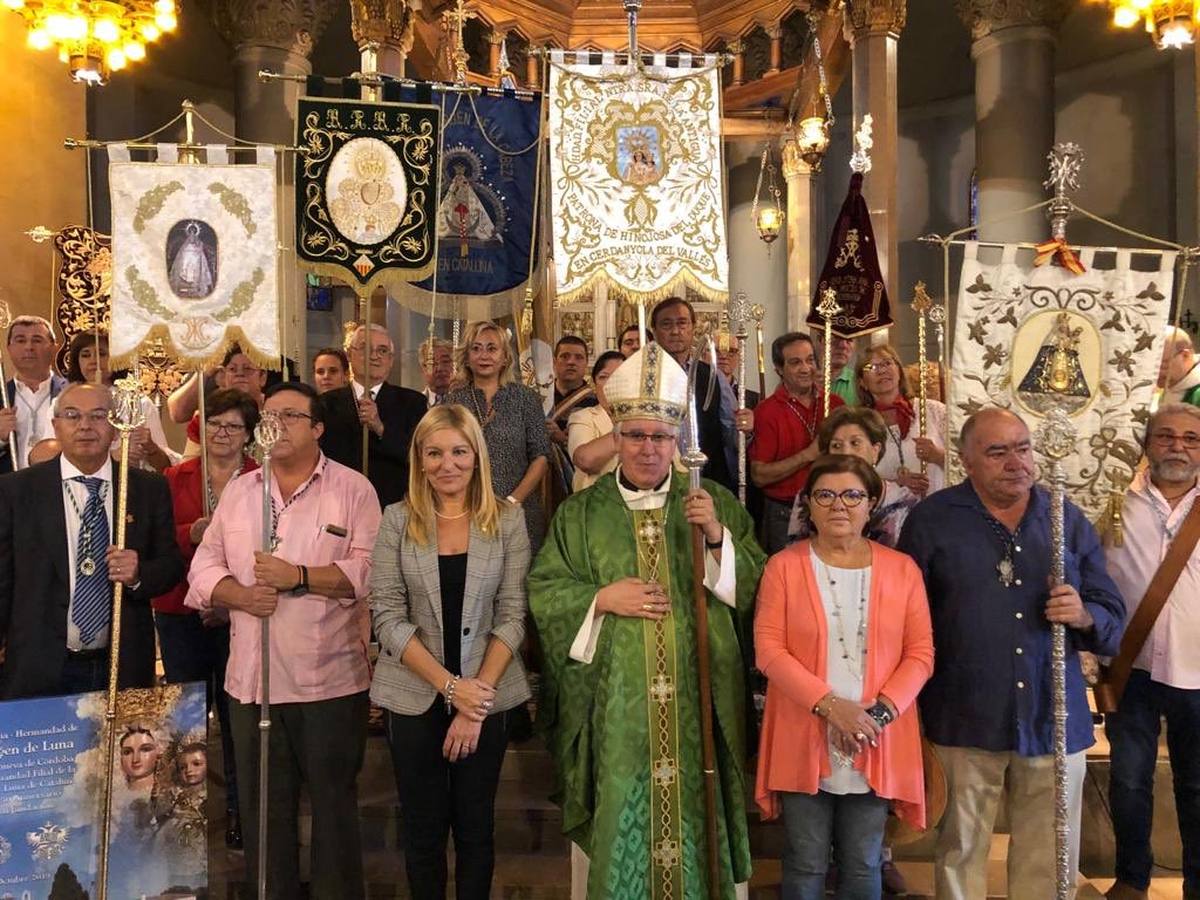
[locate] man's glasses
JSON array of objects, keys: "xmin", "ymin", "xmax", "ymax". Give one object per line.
[
  {"xmin": 54, "ymin": 409, "xmax": 109, "ymax": 424},
  {"xmin": 621, "ymin": 431, "xmax": 677, "ymax": 447},
  {"xmin": 205, "ymin": 420, "xmax": 247, "ymax": 435},
  {"xmin": 1150, "ymin": 430, "xmax": 1200, "ymax": 449},
  {"xmin": 809, "ymin": 488, "xmax": 870, "ymax": 508},
  {"xmin": 351, "ymin": 345, "xmax": 392, "ymax": 359},
  {"xmin": 276, "ymin": 410, "xmax": 315, "ymax": 425}
]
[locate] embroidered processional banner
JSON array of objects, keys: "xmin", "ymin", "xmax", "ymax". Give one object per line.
[
  {"xmin": 295, "ymin": 96, "xmax": 440, "ymax": 292},
  {"xmin": 948, "ymin": 243, "xmax": 1177, "ymax": 523},
  {"xmin": 548, "ymin": 51, "xmax": 729, "ymax": 303},
  {"xmin": 407, "ymin": 89, "xmax": 542, "ymax": 320},
  {"xmin": 108, "ymin": 146, "xmax": 279, "ymax": 369},
  {"xmin": 0, "ymin": 683, "xmax": 208, "ymax": 898}
]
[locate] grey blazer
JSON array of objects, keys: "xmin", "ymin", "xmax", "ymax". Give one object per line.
[{"xmin": 369, "ymin": 500, "xmax": 532, "ymax": 716}]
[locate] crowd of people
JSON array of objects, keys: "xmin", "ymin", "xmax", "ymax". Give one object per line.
[{"xmin": 0, "ymin": 306, "xmax": 1198, "ymax": 900}]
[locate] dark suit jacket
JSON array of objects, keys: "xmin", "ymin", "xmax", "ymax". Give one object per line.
[
  {"xmin": 319, "ymin": 382, "xmax": 427, "ymax": 509},
  {"xmin": 0, "ymin": 458, "xmax": 184, "ymax": 699},
  {"xmin": 0, "ymin": 374, "xmax": 69, "ymax": 475}
]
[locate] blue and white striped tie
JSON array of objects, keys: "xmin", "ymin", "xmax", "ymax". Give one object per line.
[{"xmin": 70, "ymin": 476, "xmax": 111, "ymax": 646}]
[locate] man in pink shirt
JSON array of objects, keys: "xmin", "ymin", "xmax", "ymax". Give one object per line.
[{"xmin": 187, "ymin": 381, "xmax": 382, "ymax": 899}]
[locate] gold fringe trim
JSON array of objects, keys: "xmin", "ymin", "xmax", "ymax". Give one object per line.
[
  {"xmin": 555, "ymin": 265, "xmax": 727, "ymax": 307},
  {"xmin": 110, "ymin": 323, "xmax": 282, "ymax": 372}
]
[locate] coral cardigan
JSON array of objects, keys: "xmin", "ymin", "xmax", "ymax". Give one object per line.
[{"xmin": 754, "ymin": 540, "xmax": 934, "ymax": 827}]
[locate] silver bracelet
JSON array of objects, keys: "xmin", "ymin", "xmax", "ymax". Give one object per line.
[{"xmin": 443, "ymin": 675, "xmax": 460, "ymax": 714}]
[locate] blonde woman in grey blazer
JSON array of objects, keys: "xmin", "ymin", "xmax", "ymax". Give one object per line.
[{"xmin": 369, "ymin": 403, "xmax": 531, "ymax": 900}]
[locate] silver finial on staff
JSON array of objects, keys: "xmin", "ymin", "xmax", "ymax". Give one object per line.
[
  {"xmin": 816, "ymin": 287, "xmax": 842, "ymax": 416},
  {"xmin": 1034, "ymin": 404, "xmax": 1077, "ymax": 900},
  {"xmin": 96, "ymin": 375, "xmax": 147, "ymax": 900},
  {"xmin": 252, "ymin": 408, "xmax": 284, "ymax": 900},
  {"xmin": 1045, "ymin": 142, "xmax": 1084, "ymax": 243},
  {"xmin": 730, "ymin": 291, "xmax": 750, "ymax": 505}
]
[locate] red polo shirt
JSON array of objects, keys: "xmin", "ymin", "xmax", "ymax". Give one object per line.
[{"xmin": 748, "ymin": 385, "xmax": 844, "ymax": 502}]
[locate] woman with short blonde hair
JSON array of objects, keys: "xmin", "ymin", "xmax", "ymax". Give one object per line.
[
  {"xmin": 370, "ymin": 402, "xmax": 532, "ymax": 900},
  {"xmin": 443, "ymin": 320, "xmax": 550, "ymax": 548}
]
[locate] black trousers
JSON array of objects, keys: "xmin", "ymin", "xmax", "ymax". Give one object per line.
[
  {"xmin": 228, "ymin": 691, "xmax": 369, "ymax": 900},
  {"xmin": 387, "ymin": 705, "xmax": 510, "ymax": 900}
]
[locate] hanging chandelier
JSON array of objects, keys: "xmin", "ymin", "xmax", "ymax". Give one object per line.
[
  {"xmin": 751, "ymin": 142, "xmax": 783, "ymax": 247},
  {"xmin": 794, "ymin": 8, "xmax": 835, "ymax": 171},
  {"xmin": 6, "ymin": 0, "xmax": 177, "ymax": 84},
  {"xmin": 1104, "ymin": 0, "xmax": 1196, "ymax": 48}
]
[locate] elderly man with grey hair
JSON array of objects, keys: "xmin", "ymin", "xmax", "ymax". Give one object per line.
[
  {"xmin": 319, "ymin": 322, "xmax": 426, "ymax": 508},
  {"xmin": 1103, "ymin": 402, "xmax": 1200, "ymax": 900},
  {"xmin": 1160, "ymin": 328, "xmax": 1200, "ymax": 407}
]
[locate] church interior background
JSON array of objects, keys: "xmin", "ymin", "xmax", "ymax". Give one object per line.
[{"xmin": 2, "ymin": 0, "xmax": 1200, "ymax": 894}]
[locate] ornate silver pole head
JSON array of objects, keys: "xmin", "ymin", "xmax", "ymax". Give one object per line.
[
  {"xmin": 1044, "ymin": 142, "xmax": 1084, "ymax": 242},
  {"xmin": 749, "ymin": 303, "xmax": 765, "ymax": 325},
  {"xmin": 108, "ymin": 374, "xmax": 147, "ymax": 434},
  {"xmin": 0, "ymin": 297, "xmax": 11, "ymax": 332},
  {"xmin": 928, "ymin": 302, "xmax": 947, "ymax": 326},
  {"xmin": 1034, "ymin": 405, "xmax": 1077, "ymax": 462},
  {"xmin": 254, "ymin": 409, "xmax": 285, "ymax": 456},
  {"xmin": 730, "ymin": 291, "xmax": 749, "ymax": 338}
]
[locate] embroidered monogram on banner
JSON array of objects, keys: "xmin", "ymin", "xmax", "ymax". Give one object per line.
[{"xmin": 295, "ymin": 97, "xmax": 440, "ymax": 290}]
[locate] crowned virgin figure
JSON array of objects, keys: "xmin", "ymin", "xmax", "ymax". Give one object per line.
[{"xmin": 1017, "ymin": 311, "xmax": 1092, "ymax": 414}]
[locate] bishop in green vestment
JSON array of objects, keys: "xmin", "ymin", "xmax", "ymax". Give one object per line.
[{"xmin": 528, "ymin": 342, "xmax": 766, "ymax": 899}]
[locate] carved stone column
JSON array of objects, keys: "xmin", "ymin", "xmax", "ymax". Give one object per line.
[
  {"xmin": 350, "ymin": 0, "xmax": 414, "ymax": 80},
  {"xmin": 206, "ymin": 0, "xmax": 338, "ymax": 374},
  {"xmin": 782, "ymin": 139, "xmax": 820, "ymax": 331},
  {"xmin": 957, "ymin": 0, "xmax": 1070, "ymax": 242},
  {"xmin": 766, "ymin": 23, "xmax": 783, "ymax": 75},
  {"xmin": 844, "ymin": 0, "xmax": 905, "ymax": 306},
  {"xmin": 728, "ymin": 39, "xmax": 745, "ymax": 86}
]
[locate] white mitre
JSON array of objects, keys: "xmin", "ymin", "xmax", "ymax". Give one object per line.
[{"xmin": 605, "ymin": 341, "xmax": 688, "ymax": 427}]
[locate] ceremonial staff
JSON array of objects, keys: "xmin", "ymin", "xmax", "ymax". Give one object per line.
[
  {"xmin": 910, "ymin": 282, "xmax": 933, "ymax": 476},
  {"xmin": 816, "ymin": 287, "xmax": 841, "ymax": 416},
  {"xmin": 750, "ymin": 303, "xmax": 766, "ymax": 399},
  {"xmin": 681, "ymin": 360, "xmax": 721, "ymax": 900},
  {"xmin": 254, "ymin": 409, "xmax": 284, "ymax": 900},
  {"xmin": 1035, "ymin": 407, "xmax": 1076, "ymax": 900},
  {"xmin": 0, "ymin": 299, "xmax": 17, "ymax": 465},
  {"xmin": 730, "ymin": 291, "xmax": 749, "ymax": 505},
  {"xmin": 96, "ymin": 375, "xmax": 146, "ymax": 900}
]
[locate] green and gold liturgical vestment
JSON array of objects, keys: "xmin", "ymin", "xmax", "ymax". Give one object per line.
[{"xmin": 529, "ymin": 470, "xmax": 765, "ymax": 899}]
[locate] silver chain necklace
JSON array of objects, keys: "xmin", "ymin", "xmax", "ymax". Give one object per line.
[
  {"xmin": 64, "ymin": 480, "xmax": 108, "ymax": 576},
  {"xmin": 817, "ymin": 557, "xmax": 868, "ymax": 679}
]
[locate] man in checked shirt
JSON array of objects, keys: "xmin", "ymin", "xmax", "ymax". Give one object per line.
[{"xmin": 187, "ymin": 381, "xmax": 382, "ymax": 899}]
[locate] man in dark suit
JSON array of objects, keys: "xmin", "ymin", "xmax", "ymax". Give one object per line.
[
  {"xmin": 320, "ymin": 323, "xmax": 426, "ymax": 509},
  {"xmin": 650, "ymin": 297, "xmax": 753, "ymax": 491},
  {"xmin": 0, "ymin": 315, "xmax": 68, "ymax": 474},
  {"xmin": 0, "ymin": 382, "xmax": 183, "ymax": 699}
]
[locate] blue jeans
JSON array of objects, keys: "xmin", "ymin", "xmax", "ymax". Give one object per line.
[
  {"xmin": 780, "ymin": 789, "xmax": 890, "ymax": 900},
  {"xmin": 1106, "ymin": 669, "xmax": 1200, "ymax": 896}
]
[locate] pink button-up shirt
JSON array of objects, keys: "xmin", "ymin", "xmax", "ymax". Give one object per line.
[
  {"xmin": 1106, "ymin": 470, "xmax": 1200, "ymax": 690},
  {"xmin": 185, "ymin": 454, "xmax": 382, "ymax": 704}
]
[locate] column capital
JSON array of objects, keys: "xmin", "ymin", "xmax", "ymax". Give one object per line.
[
  {"xmin": 203, "ymin": 0, "xmax": 338, "ymax": 55},
  {"xmin": 350, "ymin": 0, "xmax": 414, "ymax": 54},
  {"xmin": 486, "ymin": 29, "xmax": 508, "ymax": 45},
  {"xmin": 725, "ymin": 38, "xmax": 745, "ymax": 54},
  {"xmin": 763, "ymin": 22, "xmax": 783, "ymax": 40},
  {"xmin": 844, "ymin": 0, "xmax": 906, "ymax": 40},
  {"xmin": 955, "ymin": 0, "xmax": 1071, "ymax": 41}
]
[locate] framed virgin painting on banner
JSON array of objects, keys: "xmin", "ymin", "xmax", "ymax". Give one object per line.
[{"xmin": 295, "ymin": 96, "xmax": 440, "ymax": 292}]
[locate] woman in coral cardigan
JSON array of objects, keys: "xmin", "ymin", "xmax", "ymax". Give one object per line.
[{"xmin": 755, "ymin": 454, "xmax": 934, "ymax": 899}]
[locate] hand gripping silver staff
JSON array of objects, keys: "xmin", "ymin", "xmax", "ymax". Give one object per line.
[
  {"xmin": 1034, "ymin": 406, "xmax": 1077, "ymax": 900},
  {"xmin": 730, "ymin": 291, "xmax": 750, "ymax": 505},
  {"xmin": 0, "ymin": 299, "xmax": 16, "ymax": 466},
  {"xmin": 680, "ymin": 353, "xmax": 721, "ymax": 900},
  {"xmin": 253, "ymin": 408, "xmax": 284, "ymax": 900},
  {"xmin": 910, "ymin": 282, "xmax": 933, "ymax": 477},
  {"xmin": 97, "ymin": 375, "xmax": 147, "ymax": 900}
]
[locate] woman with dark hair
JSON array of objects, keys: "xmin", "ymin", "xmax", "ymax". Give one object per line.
[
  {"xmin": 788, "ymin": 406, "xmax": 921, "ymax": 548},
  {"xmin": 856, "ymin": 344, "xmax": 946, "ymax": 496},
  {"xmin": 370, "ymin": 403, "xmax": 531, "ymax": 900},
  {"xmin": 152, "ymin": 387, "xmax": 259, "ymax": 848},
  {"xmin": 566, "ymin": 350, "xmax": 625, "ymax": 492},
  {"xmin": 756, "ymin": 454, "xmax": 934, "ymax": 898},
  {"xmin": 66, "ymin": 331, "xmax": 175, "ymax": 471},
  {"xmin": 312, "ymin": 347, "xmax": 351, "ymax": 394}
]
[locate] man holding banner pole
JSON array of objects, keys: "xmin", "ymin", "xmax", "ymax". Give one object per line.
[{"xmin": 187, "ymin": 382, "xmax": 381, "ymax": 898}]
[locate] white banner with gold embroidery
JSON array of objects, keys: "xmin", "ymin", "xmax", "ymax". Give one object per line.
[
  {"xmin": 948, "ymin": 242, "xmax": 1176, "ymax": 523},
  {"xmin": 548, "ymin": 52, "xmax": 728, "ymax": 303},
  {"xmin": 108, "ymin": 145, "xmax": 279, "ymax": 369}
]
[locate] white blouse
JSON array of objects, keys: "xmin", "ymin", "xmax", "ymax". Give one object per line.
[{"xmin": 875, "ymin": 398, "xmax": 947, "ymax": 494}]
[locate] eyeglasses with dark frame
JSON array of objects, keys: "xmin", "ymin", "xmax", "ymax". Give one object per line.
[
  {"xmin": 1150, "ymin": 430, "xmax": 1200, "ymax": 449},
  {"xmin": 205, "ymin": 419, "xmax": 248, "ymax": 436},
  {"xmin": 809, "ymin": 488, "xmax": 870, "ymax": 508},
  {"xmin": 276, "ymin": 410, "xmax": 316, "ymax": 425}
]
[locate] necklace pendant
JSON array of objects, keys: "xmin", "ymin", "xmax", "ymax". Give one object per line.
[
  {"xmin": 79, "ymin": 557, "xmax": 96, "ymax": 577},
  {"xmin": 896, "ymin": 465, "xmax": 909, "ymax": 479},
  {"xmin": 997, "ymin": 557, "xmax": 1015, "ymax": 587}
]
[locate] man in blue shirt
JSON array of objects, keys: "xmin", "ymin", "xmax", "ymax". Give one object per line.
[{"xmin": 898, "ymin": 407, "xmax": 1125, "ymax": 899}]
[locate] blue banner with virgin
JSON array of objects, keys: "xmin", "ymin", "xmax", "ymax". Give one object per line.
[{"xmin": 413, "ymin": 88, "xmax": 542, "ymax": 299}]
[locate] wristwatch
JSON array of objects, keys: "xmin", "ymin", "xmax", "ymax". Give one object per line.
[{"xmin": 866, "ymin": 701, "xmax": 894, "ymax": 729}]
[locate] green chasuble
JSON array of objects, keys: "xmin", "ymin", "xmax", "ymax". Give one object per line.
[{"xmin": 529, "ymin": 470, "xmax": 766, "ymax": 899}]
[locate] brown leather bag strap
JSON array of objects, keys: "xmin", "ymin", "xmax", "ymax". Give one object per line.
[{"xmin": 1107, "ymin": 496, "xmax": 1200, "ymax": 691}]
